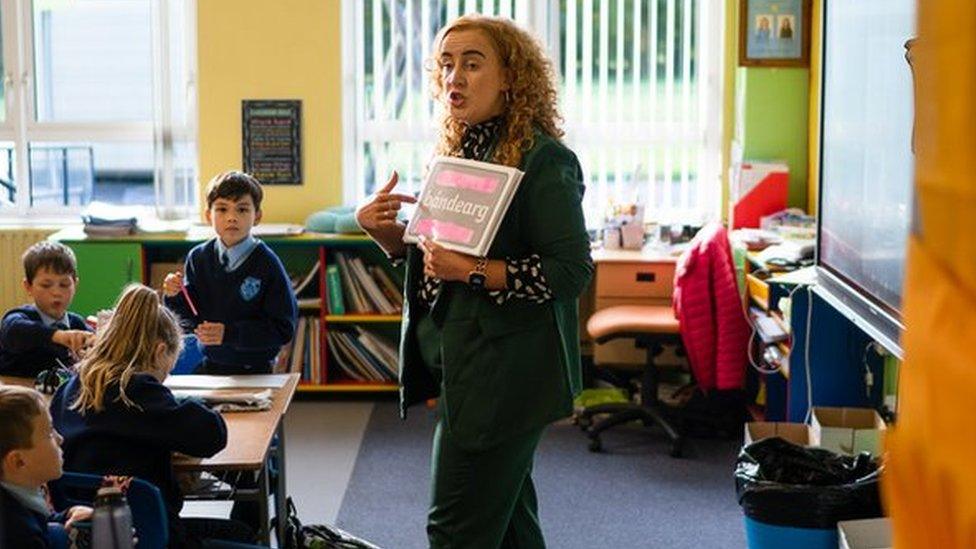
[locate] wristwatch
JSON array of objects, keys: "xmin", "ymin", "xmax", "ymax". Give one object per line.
[{"xmin": 467, "ymin": 256, "xmax": 489, "ymax": 290}]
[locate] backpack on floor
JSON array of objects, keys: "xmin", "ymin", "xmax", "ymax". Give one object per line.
[{"xmin": 273, "ymin": 497, "xmax": 382, "ymax": 549}]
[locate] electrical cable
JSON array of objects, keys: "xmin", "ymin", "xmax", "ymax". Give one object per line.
[{"xmin": 804, "ymin": 284, "xmax": 815, "ymax": 424}]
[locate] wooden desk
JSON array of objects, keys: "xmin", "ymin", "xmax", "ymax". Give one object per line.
[
  {"xmin": 589, "ymin": 245, "xmax": 681, "ymax": 365},
  {"xmin": 0, "ymin": 373, "xmax": 299, "ymax": 545},
  {"xmin": 172, "ymin": 374, "xmax": 298, "ymax": 545},
  {"xmin": 172, "ymin": 374, "xmax": 299, "ymax": 472},
  {"xmin": 0, "ymin": 376, "xmax": 33, "ymax": 388}
]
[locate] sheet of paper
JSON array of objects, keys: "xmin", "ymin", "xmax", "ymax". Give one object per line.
[
  {"xmin": 163, "ymin": 374, "xmax": 289, "ymax": 389},
  {"xmin": 171, "ymin": 388, "xmax": 273, "ymax": 404}
]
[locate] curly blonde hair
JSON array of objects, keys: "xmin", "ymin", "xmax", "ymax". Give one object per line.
[{"xmin": 428, "ymin": 15, "xmax": 564, "ymax": 168}]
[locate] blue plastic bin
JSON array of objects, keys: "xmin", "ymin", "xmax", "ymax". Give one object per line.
[{"xmin": 744, "ymin": 516, "xmax": 837, "ymax": 549}]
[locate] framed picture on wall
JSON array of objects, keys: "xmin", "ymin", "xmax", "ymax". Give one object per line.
[
  {"xmin": 242, "ymin": 100, "xmax": 303, "ymax": 185},
  {"xmin": 739, "ymin": 0, "xmax": 811, "ymax": 67}
]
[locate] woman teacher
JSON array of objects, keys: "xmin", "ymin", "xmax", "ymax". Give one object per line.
[{"xmin": 356, "ymin": 14, "xmax": 592, "ymax": 548}]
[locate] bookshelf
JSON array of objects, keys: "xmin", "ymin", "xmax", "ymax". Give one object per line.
[{"xmin": 50, "ymin": 228, "xmax": 403, "ymax": 394}]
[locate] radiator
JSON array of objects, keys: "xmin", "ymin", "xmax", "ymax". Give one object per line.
[{"xmin": 0, "ymin": 228, "xmax": 59, "ymax": 313}]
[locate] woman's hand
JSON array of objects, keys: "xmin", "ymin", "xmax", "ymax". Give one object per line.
[
  {"xmin": 356, "ymin": 172, "xmax": 417, "ymax": 233},
  {"xmin": 418, "ymin": 237, "xmax": 476, "ymax": 282}
]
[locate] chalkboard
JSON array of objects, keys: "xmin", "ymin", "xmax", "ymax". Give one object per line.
[{"xmin": 242, "ymin": 100, "xmax": 302, "ymax": 185}]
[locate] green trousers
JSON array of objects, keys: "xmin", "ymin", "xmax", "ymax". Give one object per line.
[
  {"xmin": 428, "ymin": 419, "xmax": 546, "ymax": 549},
  {"xmin": 417, "ymin": 313, "xmax": 547, "ymax": 549}
]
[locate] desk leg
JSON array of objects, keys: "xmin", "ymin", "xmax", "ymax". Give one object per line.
[
  {"xmin": 257, "ymin": 463, "xmax": 271, "ymax": 545},
  {"xmin": 275, "ymin": 422, "xmax": 288, "ymax": 546}
]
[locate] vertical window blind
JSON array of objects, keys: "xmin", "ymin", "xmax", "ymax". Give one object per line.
[{"xmin": 343, "ymin": 0, "xmax": 723, "ymax": 225}]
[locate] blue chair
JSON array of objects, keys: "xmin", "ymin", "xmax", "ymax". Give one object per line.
[
  {"xmin": 46, "ymin": 523, "xmax": 69, "ymax": 549},
  {"xmin": 49, "ymin": 472, "xmax": 168, "ymax": 549}
]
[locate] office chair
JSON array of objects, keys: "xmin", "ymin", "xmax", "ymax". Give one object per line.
[
  {"xmin": 581, "ymin": 304, "xmax": 685, "ymax": 458},
  {"xmin": 50, "ymin": 472, "xmax": 169, "ymax": 549}
]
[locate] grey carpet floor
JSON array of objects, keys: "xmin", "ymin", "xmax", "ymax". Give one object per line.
[{"xmin": 336, "ymin": 402, "xmax": 747, "ymax": 549}]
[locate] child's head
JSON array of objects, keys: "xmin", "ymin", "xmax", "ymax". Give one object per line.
[
  {"xmin": 0, "ymin": 386, "xmax": 63, "ymax": 488},
  {"xmin": 21, "ymin": 241, "xmax": 79, "ymax": 320},
  {"xmin": 204, "ymin": 171, "xmax": 264, "ymax": 247},
  {"xmin": 72, "ymin": 284, "xmax": 183, "ymax": 413}
]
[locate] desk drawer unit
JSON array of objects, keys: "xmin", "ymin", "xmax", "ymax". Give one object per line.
[
  {"xmin": 593, "ymin": 261, "xmax": 676, "ymax": 365},
  {"xmin": 595, "ymin": 261, "xmax": 674, "ymax": 298}
]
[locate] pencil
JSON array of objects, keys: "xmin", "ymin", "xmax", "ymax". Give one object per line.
[{"xmin": 180, "ymin": 285, "xmax": 200, "ymax": 317}]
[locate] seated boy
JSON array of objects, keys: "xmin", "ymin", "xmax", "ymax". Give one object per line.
[
  {"xmin": 0, "ymin": 385, "xmax": 91, "ymax": 548},
  {"xmin": 163, "ymin": 171, "xmax": 297, "ymax": 375},
  {"xmin": 0, "ymin": 242, "xmax": 93, "ymax": 377}
]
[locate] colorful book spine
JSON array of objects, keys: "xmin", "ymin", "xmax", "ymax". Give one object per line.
[{"xmin": 326, "ymin": 264, "xmax": 346, "ymax": 315}]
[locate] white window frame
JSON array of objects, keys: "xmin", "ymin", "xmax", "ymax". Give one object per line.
[
  {"xmin": 342, "ymin": 0, "xmax": 724, "ymax": 224},
  {"xmin": 0, "ymin": 0, "xmax": 197, "ymax": 221}
]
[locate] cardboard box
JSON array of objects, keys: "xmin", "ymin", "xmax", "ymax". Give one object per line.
[
  {"xmin": 811, "ymin": 407, "xmax": 886, "ymax": 456},
  {"xmin": 838, "ymin": 518, "xmax": 892, "ymax": 549},
  {"xmin": 744, "ymin": 421, "xmax": 812, "ymax": 446},
  {"xmin": 149, "ymin": 262, "xmax": 183, "ymax": 293}
]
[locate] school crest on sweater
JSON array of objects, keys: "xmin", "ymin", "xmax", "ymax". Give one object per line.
[{"xmin": 240, "ymin": 277, "xmax": 262, "ymax": 301}]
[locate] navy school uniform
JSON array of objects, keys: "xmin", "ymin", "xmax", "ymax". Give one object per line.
[
  {"xmin": 0, "ymin": 482, "xmax": 68, "ymax": 549},
  {"xmin": 164, "ymin": 238, "xmax": 297, "ymax": 374},
  {"xmin": 0, "ymin": 305, "xmax": 90, "ymax": 377},
  {"xmin": 50, "ymin": 373, "xmax": 227, "ymax": 546}
]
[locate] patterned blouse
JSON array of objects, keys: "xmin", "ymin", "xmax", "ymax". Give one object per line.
[{"xmin": 416, "ymin": 116, "xmax": 554, "ymax": 308}]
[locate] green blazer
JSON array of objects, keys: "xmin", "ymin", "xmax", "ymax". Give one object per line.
[{"xmin": 398, "ymin": 130, "xmax": 594, "ymax": 450}]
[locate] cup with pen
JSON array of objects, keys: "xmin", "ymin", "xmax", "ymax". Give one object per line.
[{"xmin": 34, "ymin": 358, "xmax": 73, "ymax": 395}]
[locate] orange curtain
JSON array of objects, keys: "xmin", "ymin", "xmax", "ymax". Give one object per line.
[{"xmin": 884, "ymin": 1, "xmax": 976, "ymax": 547}]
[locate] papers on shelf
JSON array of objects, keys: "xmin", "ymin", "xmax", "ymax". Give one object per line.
[
  {"xmin": 404, "ymin": 156, "xmax": 523, "ymax": 256},
  {"xmin": 252, "ymin": 223, "xmax": 305, "ymax": 237},
  {"xmin": 164, "ymin": 374, "xmax": 290, "ymax": 390}
]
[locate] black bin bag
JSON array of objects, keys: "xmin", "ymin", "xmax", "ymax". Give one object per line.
[{"xmin": 735, "ymin": 437, "xmax": 884, "ymax": 529}]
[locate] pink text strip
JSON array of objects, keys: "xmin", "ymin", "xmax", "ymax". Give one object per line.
[
  {"xmin": 435, "ymin": 169, "xmax": 499, "ymax": 194},
  {"xmin": 415, "ymin": 219, "xmax": 474, "ymax": 244}
]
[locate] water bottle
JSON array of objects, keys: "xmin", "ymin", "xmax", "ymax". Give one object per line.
[{"xmin": 91, "ymin": 486, "xmax": 134, "ymax": 549}]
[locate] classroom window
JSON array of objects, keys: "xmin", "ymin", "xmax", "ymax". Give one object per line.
[
  {"xmin": 0, "ymin": 0, "xmax": 197, "ymax": 218},
  {"xmin": 342, "ymin": 0, "xmax": 724, "ymax": 226}
]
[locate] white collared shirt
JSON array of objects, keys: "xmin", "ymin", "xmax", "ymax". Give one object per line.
[{"xmin": 215, "ymin": 234, "xmax": 259, "ymax": 272}]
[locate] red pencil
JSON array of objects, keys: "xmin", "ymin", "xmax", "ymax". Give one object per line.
[{"xmin": 180, "ymin": 285, "xmax": 200, "ymax": 317}]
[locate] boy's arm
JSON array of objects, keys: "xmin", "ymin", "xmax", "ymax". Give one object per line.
[
  {"xmin": 223, "ymin": 259, "xmax": 297, "ymax": 350},
  {"xmin": 0, "ymin": 312, "xmax": 58, "ymax": 353},
  {"xmin": 163, "ymin": 253, "xmax": 200, "ymax": 331}
]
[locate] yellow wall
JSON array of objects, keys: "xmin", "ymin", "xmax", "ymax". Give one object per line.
[
  {"xmin": 196, "ymin": 0, "xmax": 343, "ymax": 224},
  {"xmin": 807, "ymin": 0, "xmax": 822, "ymax": 215},
  {"xmin": 721, "ymin": 0, "xmax": 738, "ymax": 222}
]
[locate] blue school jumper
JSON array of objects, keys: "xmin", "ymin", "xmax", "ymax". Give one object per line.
[
  {"xmin": 164, "ymin": 238, "xmax": 297, "ymax": 374},
  {"xmin": 0, "ymin": 305, "xmax": 89, "ymax": 377},
  {"xmin": 0, "ymin": 483, "xmax": 67, "ymax": 548},
  {"xmin": 50, "ymin": 373, "xmax": 227, "ymax": 546}
]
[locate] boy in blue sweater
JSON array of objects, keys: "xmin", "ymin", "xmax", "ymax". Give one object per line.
[
  {"xmin": 0, "ymin": 241, "xmax": 93, "ymax": 377},
  {"xmin": 1, "ymin": 385, "xmax": 91, "ymax": 548},
  {"xmin": 163, "ymin": 171, "xmax": 297, "ymax": 375}
]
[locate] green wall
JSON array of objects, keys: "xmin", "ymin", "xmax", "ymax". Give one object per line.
[{"xmin": 735, "ymin": 67, "xmax": 811, "ymax": 209}]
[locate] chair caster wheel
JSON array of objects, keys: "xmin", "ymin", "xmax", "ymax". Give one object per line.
[{"xmin": 588, "ymin": 438, "xmax": 603, "ymax": 453}]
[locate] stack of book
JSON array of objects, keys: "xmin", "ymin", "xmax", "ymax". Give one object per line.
[
  {"xmin": 276, "ymin": 316, "xmax": 322, "ymax": 384},
  {"xmin": 290, "ymin": 262, "xmax": 321, "ymax": 308},
  {"xmin": 326, "ymin": 327, "xmax": 398, "ymax": 382},
  {"xmin": 327, "ymin": 253, "xmax": 403, "ymax": 315},
  {"xmin": 81, "ymin": 202, "xmax": 137, "ymax": 237}
]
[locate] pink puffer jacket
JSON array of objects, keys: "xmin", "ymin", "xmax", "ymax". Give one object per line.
[{"xmin": 672, "ymin": 223, "xmax": 750, "ymax": 391}]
